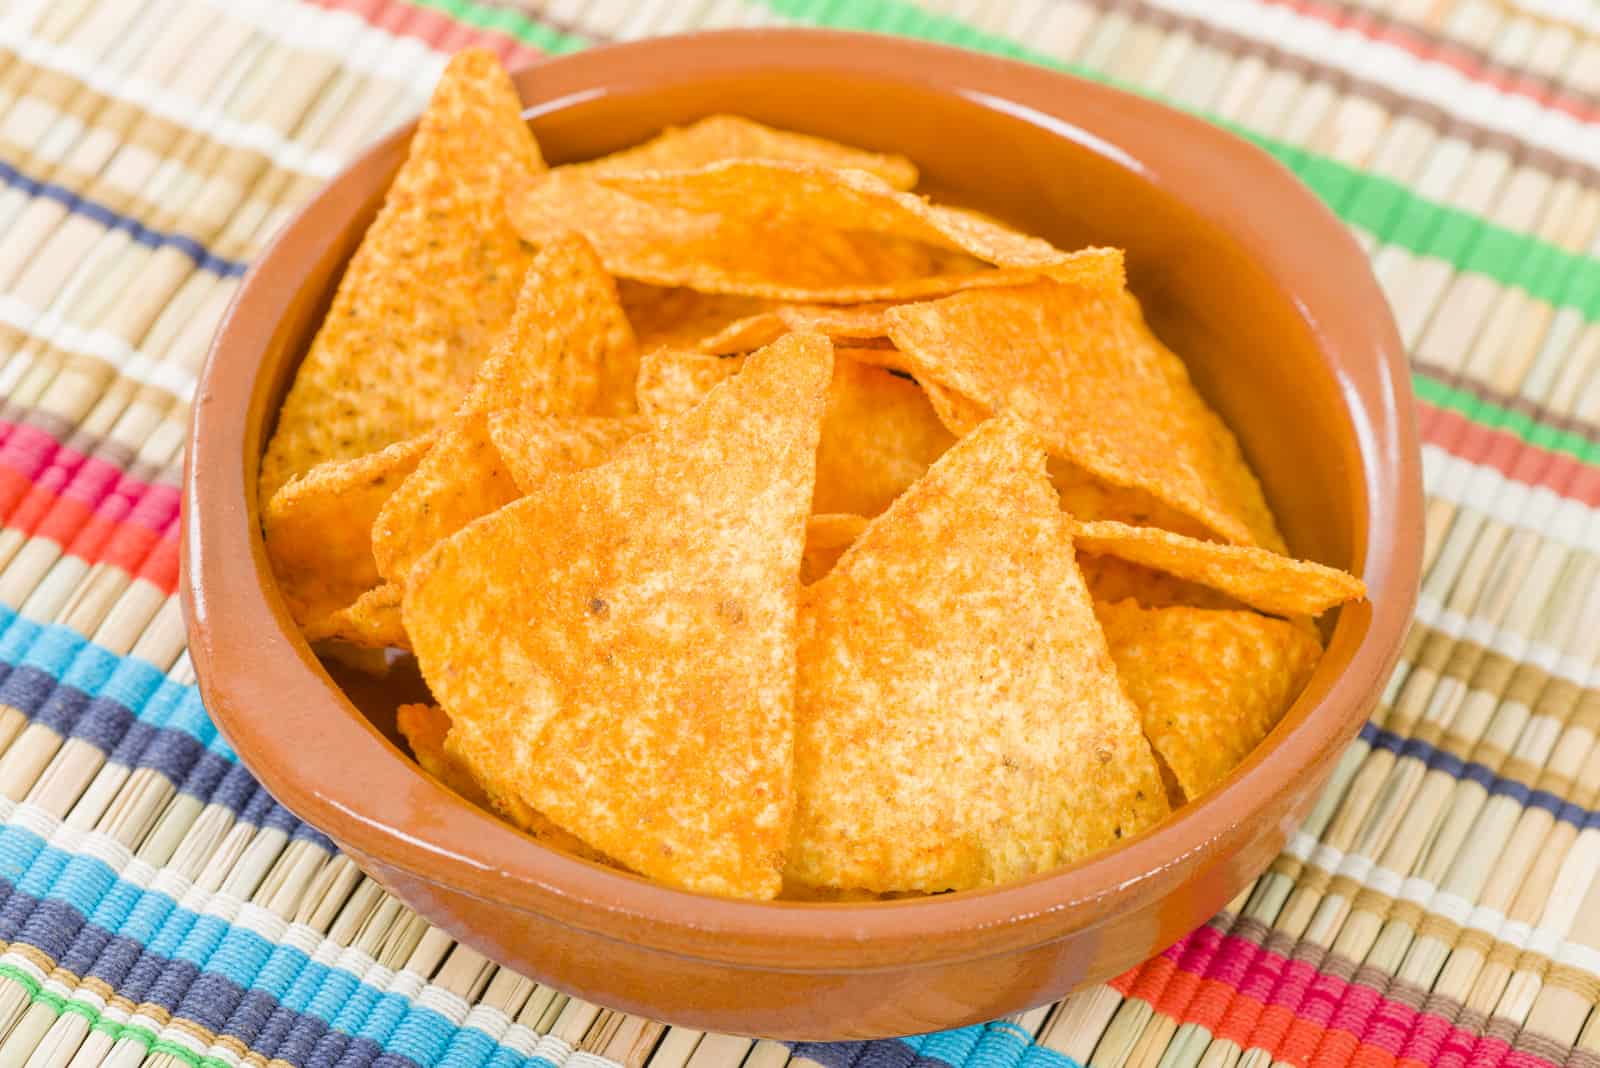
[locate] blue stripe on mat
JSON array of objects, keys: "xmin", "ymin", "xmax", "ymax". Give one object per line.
[
  {"xmin": 0, "ymin": 159, "xmax": 249, "ymax": 278},
  {"xmin": 0, "ymin": 828, "xmax": 574, "ymax": 1068}
]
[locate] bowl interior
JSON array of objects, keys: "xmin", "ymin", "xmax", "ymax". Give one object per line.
[{"xmin": 264, "ymin": 69, "xmax": 1370, "ymax": 753}]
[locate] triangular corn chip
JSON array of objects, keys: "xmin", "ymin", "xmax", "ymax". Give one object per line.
[
  {"xmin": 372, "ymin": 236, "xmax": 637, "ymax": 583},
  {"xmin": 637, "ymin": 347, "xmax": 950, "ymax": 515},
  {"xmin": 1095, "ymin": 600, "xmax": 1322, "ymax": 801},
  {"xmin": 486, "ymin": 411, "xmax": 647, "ymax": 494},
  {"xmin": 397, "ymin": 702, "xmax": 492, "ymax": 807},
  {"xmin": 1077, "ymin": 554, "xmax": 1243, "ymax": 612},
  {"xmin": 260, "ymin": 50, "xmax": 543, "ymax": 498},
  {"xmin": 263, "ymin": 433, "xmax": 435, "ymax": 629},
  {"xmin": 788, "ymin": 415, "xmax": 1169, "ymax": 893},
  {"xmin": 397, "ymin": 703, "xmax": 614, "ymax": 864},
  {"xmin": 814, "ymin": 357, "xmax": 953, "ymax": 515},
  {"xmin": 564, "ymin": 115, "xmax": 918, "ymax": 189},
  {"xmin": 510, "ymin": 170, "xmax": 1008, "ymax": 303},
  {"xmin": 618, "ymin": 282, "xmax": 771, "ymax": 351},
  {"xmin": 696, "ymin": 301, "xmax": 895, "ymax": 355},
  {"xmin": 305, "ymin": 582, "xmax": 407, "ymax": 648},
  {"xmin": 405, "ymin": 333, "xmax": 833, "ymax": 898},
  {"xmin": 885, "ymin": 283, "xmax": 1287, "ymax": 551},
  {"xmin": 1068, "ymin": 519, "xmax": 1364, "ymax": 616},
  {"xmin": 601, "ymin": 161, "xmax": 1123, "ymax": 291},
  {"xmin": 800, "ymin": 514, "xmax": 868, "ymax": 584},
  {"xmin": 1049, "ymin": 456, "xmax": 1216, "ymax": 540},
  {"xmin": 635, "ymin": 349, "xmax": 744, "ymax": 423}
]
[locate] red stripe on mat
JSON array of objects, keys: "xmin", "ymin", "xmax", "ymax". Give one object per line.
[
  {"xmin": 1265, "ymin": 0, "xmax": 1600, "ymax": 125},
  {"xmin": 1108, "ymin": 927, "xmax": 1556, "ymax": 1068},
  {"xmin": 306, "ymin": 0, "xmax": 548, "ymax": 68}
]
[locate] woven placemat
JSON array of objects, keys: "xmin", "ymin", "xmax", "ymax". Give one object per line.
[{"xmin": 1, "ymin": 0, "xmax": 1598, "ymax": 1065}]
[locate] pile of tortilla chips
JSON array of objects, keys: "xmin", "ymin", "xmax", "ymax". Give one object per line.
[{"xmin": 260, "ymin": 50, "xmax": 1366, "ymax": 901}]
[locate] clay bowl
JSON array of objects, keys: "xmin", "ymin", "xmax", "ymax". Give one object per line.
[{"xmin": 183, "ymin": 28, "xmax": 1421, "ymax": 1041}]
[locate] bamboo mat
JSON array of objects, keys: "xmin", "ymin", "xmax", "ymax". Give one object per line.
[{"xmin": 0, "ymin": 0, "xmax": 1597, "ymax": 1065}]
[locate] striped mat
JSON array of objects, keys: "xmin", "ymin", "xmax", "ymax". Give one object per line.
[{"xmin": 1, "ymin": 0, "xmax": 1598, "ymax": 1066}]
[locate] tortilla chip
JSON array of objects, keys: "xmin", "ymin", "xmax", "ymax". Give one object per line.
[
  {"xmin": 372, "ymin": 237, "xmax": 638, "ymax": 583},
  {"xmin": 372, "ymin": 421, "xmax": 515, "ymax": 586},
  {"xmin": 304, "ymin": 582, "xmax": 408, "ymax": 648},
  {"xmin": 1069, "ymin": 519, "xmax": 1365, "ymax": 617},
  {"xmin": 618, "ymin": 282, "xmax": 771, "ymax": 351},
  {"xmin": 405, "ymin": 333, "xmax": 833, "ymax": 899},
  {"xmin": 801, "ymin": 514, "xmax": 868, "ymax": 584},
  {"xmin": 263, "ymin": 433, "xmax": 435, "ymax": 628},
  {"xmin": 1095, "ymin": 600, "xmax": 1322, "ymax": 801},
  {"xmin": 486, "ymin": 412, "xmax": 648, "ymax": 494},
  {"xmin": 510, "ymin": 169, "xmax": 1012, "ymax": 303},
  {"xmin": 885, "ymin": 283, "xmax": 1287, "ymax": 552},
  {"xmin": 397, "ymin": 702, "xmax": 492, "ymax": 807},
  {"xmin": 788, "ymin": 414, "xmax": 1169, "ymax": 893},
  {"xmin": 815, "ymin": 357, "xmax": 954, "ymax": 516},
  {"xmin": 463, "ymin": 234, "xmax": 639, "ymax": 418},
  {"xmin": 636, "ymin": 348, "xmax": 947, "ymax": 514},
  {"xmin": 397, "ymin": 703, "xmax": 613, "ymax": 864},
  {"xmin": 1077, "ymin": 554, "xmax": 1243, "ymax": 611},
  {"xmin": 1048, "ymin": 457, "xmax": 1216, "ymax": 540},
  {"xmin": 636, "ymin": 349, "xmax": 745, "ymax": 423},
  {"xmin": 260, "ymin": 50, "xmax": 543, "ymax": 498},
  {"xmin": 565, "ymin": 115, "xmax": 918, "ymax": 189},
  {"xmin": 602, "ymin": 161, "xmax": 1124, "ymax": 291},
  {"xmin": 696, "ymin": 302, "xmax": 895, "ymax": 355}
]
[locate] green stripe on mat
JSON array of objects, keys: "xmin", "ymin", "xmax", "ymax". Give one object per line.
[
  {"xmin": 408, "ymin": 0, "xmax": 588, "ymax": 53},
  {"xmin": 1413, "ymin": 375, "xmax": 1600, "ymax": 461},
  {"xmin": 0, "ymin": 962, "xmax": 233, "ymax": 1068}
]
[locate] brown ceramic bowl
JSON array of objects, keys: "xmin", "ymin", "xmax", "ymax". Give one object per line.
[{"xmin": 183, "ymin": 29, "xmax": 1421, "ymax": 1041}]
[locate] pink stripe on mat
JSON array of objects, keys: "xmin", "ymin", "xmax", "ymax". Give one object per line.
[
  {"xmin": 306, "ymin": 0, "xmax": 548, "ymax": 67},
  {"xmin": 1110, "ymin": 928, "xmax": 1559, "ymax": 1068}
]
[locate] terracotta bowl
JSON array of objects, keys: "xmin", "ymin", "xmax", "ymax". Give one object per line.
[{"xmin": 183, "ymin": 29, "xmax": 1421, "ymax": 1041}]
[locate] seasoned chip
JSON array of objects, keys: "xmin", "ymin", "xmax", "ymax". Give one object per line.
[
  {"xmin": 486, "ymin": 412, "xmax": 647, "ymax": 494},
  {"xmin": 262, "ymin": 433, "xmax": 435, "ymax": 629},
  {"xmin": 1095, "ymin": 600, "xmax": 1322, "ymax": 801},
  {"xmin": 619, "ymin": 282, "xmax": 771, "ymax": 351},
  {"xmin": 372, "ymin": 423, "xmax": 517, "ymax": 586},
  {"xmin": 1069, "ymin": 519, "xmax": 1365, "ymax": 617},
  {"xmin": 801, "ymin": 514, "xmax": 868, "ymax": 584},
  {"xmin": 885, "ymin": 283, "xmax": 1286, "ymax": 551},
  {"xmin": 372, "ymin": 236, "xmax": 637, "ymax": 583},
  {"xmin": 510, "ymin": 170, "xmax": 1007, "ymax": 303},
  {"xmin": 406, "ymin": 333, "xmax": 833, "ymax": 899},
  {"xmin": 260, "ymin": 50, "xmax": 543, "ymax": 498},
  {"xmin": 397, "ymin": 703, "xmax": 613, "ymax": 864},
  {"xmin": 696, "ymin": 302, "xmax": 895, "ymax": 355},
  {"xmin": 788, "ymin": 415, "xmax": 1169, "ymax": 893},
  {"xmin": 635, "ymin": 349, "xmax": 744, "ymax": 423},
  {"xmin": 565, "ymin": 115, "xmax": 918, "ymax": 189},
  {"xmin": 1049, "ymin": 457, "xmax": 1216, "ymax": 540},
  {"xmin": 815, "ymin": 357, "xmax": 954, "ymax": 516},
  {"xmin": 1077, "ymin": 554, "xmax": 1242, "ymax": 611},
  {"xmin": 602, "ymin": 162, "xmax": 1124, "ymax": 291},
  {"xmin": 637, "ymin": 348, "xmax": 949, "ymax": 515},
  {"xmin": 397, "ymin": 702, "xmax": 491, "ymax": 807},
  {"xmin": 305, "ymin": 582, "xmax": 408, "ymax": 648}
]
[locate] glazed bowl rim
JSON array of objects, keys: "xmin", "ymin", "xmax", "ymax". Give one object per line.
[{"xmin": 183, "ymin": 27, "xmax": 1421, "ymax": 972}]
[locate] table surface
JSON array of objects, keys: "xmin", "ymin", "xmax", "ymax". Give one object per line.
[{"xmin": 0, "ymin": 0, "xmax": 1597, "ymax": 1066}]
